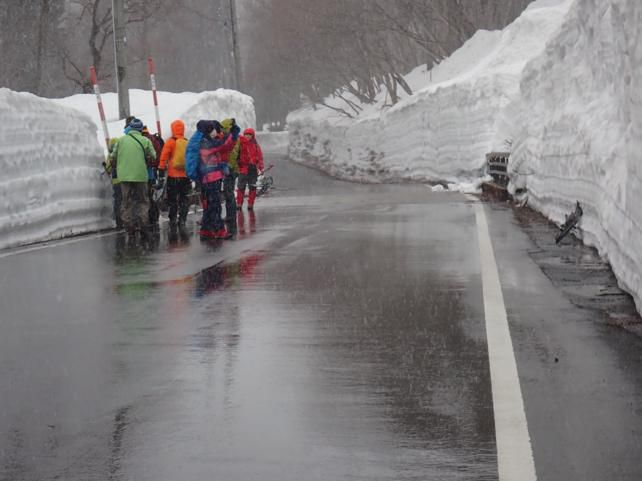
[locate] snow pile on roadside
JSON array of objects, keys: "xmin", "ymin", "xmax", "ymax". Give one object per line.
[
  {"xmin": 256, "ymin": 131, "xmax": 288, "ymax": 155},
  {"xmin": 287, "ymin": 0, "xmax": 573, "ymax": 183},
  {"xmin": 0, "ymin": 89, "xmax": 111, "ymax": 250},
  {"xmin": 429, "ymin": 176, "xmax": 491, "ymax": 194},
  {"xmin": 509, "ymin": 0, "xmax": 642, "ymax": 310},
  {"xmin": 55, "ymin": 89, "xmax": 256, "ymax": 150}
]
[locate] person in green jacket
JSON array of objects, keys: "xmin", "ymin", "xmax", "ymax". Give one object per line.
[{"xmin": 111, "ymin": 118, "xmax": 156, "ymax": 238}]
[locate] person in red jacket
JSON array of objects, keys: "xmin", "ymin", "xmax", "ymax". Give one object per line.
[
  {"xmin": 236, "ymin": 128, "xmax": 264, "ymax": 211},
  {"xmin": 158, "ymin": 120, "xmax": 190, "ymax": 228}
]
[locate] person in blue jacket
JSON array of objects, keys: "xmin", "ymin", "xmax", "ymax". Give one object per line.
[{"xmin": 186, "ymin": 120, "xmax": 237, "ymax": 240}]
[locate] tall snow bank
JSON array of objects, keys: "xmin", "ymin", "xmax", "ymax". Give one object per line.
[
  {"xmin": 509, "ymin": 0, "xmax": 642, "ymax": 310},
  {"xmin": 0, "ymin": 89, "xmax": 111, "ymax": 250},
  {"xmin": 54, "ymin": 89, "xmax": 256, "ymax": 150},
  {"xmin": 287, "ymin": 0, "xmax": 572, "ymax": 183}
]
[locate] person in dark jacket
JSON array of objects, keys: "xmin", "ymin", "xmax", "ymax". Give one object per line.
[{"xmin": 142, "ymin": 126, "xmax": 164, "ymax": 228}]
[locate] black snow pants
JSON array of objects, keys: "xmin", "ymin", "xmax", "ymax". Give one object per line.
[
  {"xmin": 223, "ymin": 174, "xmax": 237, "ymax": 234},
  {"xmin": 167, "ymin": 177, "xmax": 191, "ymax": 225}
]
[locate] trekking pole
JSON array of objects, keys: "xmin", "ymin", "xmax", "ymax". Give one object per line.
[
  {"xmin": 147, "ymin": 57, "xmax": 162, "ymax": 137},
  {"xmin": 90, "ymin": 66, "xmax": 110, "ymax": 151}
]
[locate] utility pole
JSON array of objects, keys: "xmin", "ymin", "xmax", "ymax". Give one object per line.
[
  {"xmin": 112, "ymin": 0, "xmax": 130, "ymax": 119},
  {"xmin": 229, "ymin": 0, "xmax": 242, "ymax": 92}
]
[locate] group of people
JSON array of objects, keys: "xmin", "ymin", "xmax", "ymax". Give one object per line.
[{"xmin": 106, "ymin": 116, "xmax": 265, "ymax": 242}]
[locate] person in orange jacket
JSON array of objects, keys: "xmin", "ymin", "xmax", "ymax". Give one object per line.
[
  {"xmin": 158, "ymin": 120, "xmax": 190, "ymax": 227},
  {"xmin": 236, "ymin": 128, "xmax": 264, "ymax": 210}
]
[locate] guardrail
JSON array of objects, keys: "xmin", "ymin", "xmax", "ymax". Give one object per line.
[{"xmin": 486, "ymin": 152, "xmax": 510, "ymax": 188}]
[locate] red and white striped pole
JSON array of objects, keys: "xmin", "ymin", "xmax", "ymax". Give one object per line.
[
  {"xmin": 148, "ymin": 57, "xmax": 162, "ymax": 137},
  {"xmin": 90, "ymin": 66, "xmax": 110, "ymax": 150}
]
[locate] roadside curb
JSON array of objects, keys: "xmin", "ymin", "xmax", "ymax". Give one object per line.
[{"xmin": 487, "ymin": 199, "xmax": 642, "ymax": 338}]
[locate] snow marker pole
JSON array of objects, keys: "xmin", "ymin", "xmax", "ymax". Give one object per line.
[
  {"xmin": 148, "ymin": 57, "xmax": 162, "ymax": 137},
  {"xmin": 90, "ymin": 66, "xmax": 110, "ymax": 151}
]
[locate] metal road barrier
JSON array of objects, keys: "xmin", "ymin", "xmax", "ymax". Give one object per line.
[{"xmin": 486, "ymin": 152, "xmax": 510, "ymax": 188}]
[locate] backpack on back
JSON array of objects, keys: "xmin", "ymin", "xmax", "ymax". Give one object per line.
[
  {"xmin": 186, "ymin": 131, "xmax": 205, "ymax": 181},
  {"xmin": 142, "ymin": 132, "xmax": 164, "ymax": 168},
  {"xmin": 172, "ymin": 137, "xmax": 188, "ymax": 172}
]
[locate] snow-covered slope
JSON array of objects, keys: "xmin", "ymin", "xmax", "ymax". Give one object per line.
[
  {"xmin": 55, "ymin": 89, "xmax": 256, "ymax": 150},
  {"xmin": 0, "ymin": 89, "xmax": 111, "ymax": 250},
  {"xmin": 509, "ymin": 0, "xmax": 642, "ymax": 310},
  {"xmin": 287, "ymin": 0, "xmax": 572, "ymax": 183}
]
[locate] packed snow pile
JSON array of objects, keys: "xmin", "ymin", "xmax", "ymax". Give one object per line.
[
  {"xmin": 509, "ymin": 0, "xmax": 642, "ymax": 310},
  {"xmin": 55, "ymin": 89, "xmax": 256, "ymax": 150},
  {"xmin": 256, "ymin": 131, "xmax": 288, "ymax": 154},
  {"xmin": 438, "ymin": 177, "xmax": 492, "ymax": 194},
  {"xmin": 287, "ymin": 0, "xmax": 573, "ymax": 183},
  {"xmin": 0, "ymin": 89, "xmax": 111, "ymax": 250}
]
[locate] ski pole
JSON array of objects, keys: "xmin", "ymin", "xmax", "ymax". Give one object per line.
[
  {"xmin": 89, "ymin": 66, "xmax": 110, "ymax": 151},
  {"xmin": 148, "ymin": 57, "xmax": 162, "ymax": 137}
]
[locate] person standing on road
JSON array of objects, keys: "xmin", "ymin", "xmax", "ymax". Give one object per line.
[
  {"xmin": 142, "ymin": 125, "xmax": 164, "ymax": 229},
  {"xmin": 236, "ymin": 128, "xmax": 264, "ymax": 211},
  {"xmin": 104, "ymin": 116, "xmax": 134, "ymax": 229},
  {"xmin": 111, "ymin": 118, "xmax": 157, "ymax": 240},
  {"xmin": 158, "ymin": 119, "xmax": 190, "ymax": 228},
  {"xmin": 186, "ymin": 120, "xmax": 236, "ymax": 240},
  {"xmin": 105, "ymin": 138, "xmax": 123, "ymax": 229},
  {"xmin": 219, "ymin": 118, "xmax": 242, "ymax": 233}
]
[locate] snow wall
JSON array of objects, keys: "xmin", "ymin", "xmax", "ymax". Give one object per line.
[
  {"xmin": 287, "ymin": 0, "xmax": 573, "ymax": 183},
  {"xmin": 0, "ymin": 89, "xmax": 111, "ymax": 250},
  {"xmin": 288, "ymin": 0, "xmax": 642, "ymax": 311},
  {"xmin": 509, "ymin": 0, "xmax": 642, "ymax": 311},
  {"xmin": 54, "ymin": 89, "xmax": 256, "ymax": 152}
]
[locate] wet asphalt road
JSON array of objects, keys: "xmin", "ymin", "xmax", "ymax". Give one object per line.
[{"xmin": 1, "ymin": 156, "xmax": 642, "ymax": 481}]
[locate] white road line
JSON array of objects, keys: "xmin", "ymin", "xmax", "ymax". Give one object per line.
[
  {"xmin": 0, "ymin": 231, "xmax": 118, "ymax": 259},
  {"xmin": 474, "ymin": 203, "xmax": 537, "ymax": 481}
]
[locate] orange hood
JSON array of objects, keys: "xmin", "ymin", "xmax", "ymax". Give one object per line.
[{"xmin": 171, "ymin": 120, "xmax": 185, "ymax": 138}]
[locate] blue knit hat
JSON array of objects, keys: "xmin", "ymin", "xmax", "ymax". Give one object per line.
[{"xmin": 128, "ymin": 118, "xmax": 144, "ymax": 131}]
